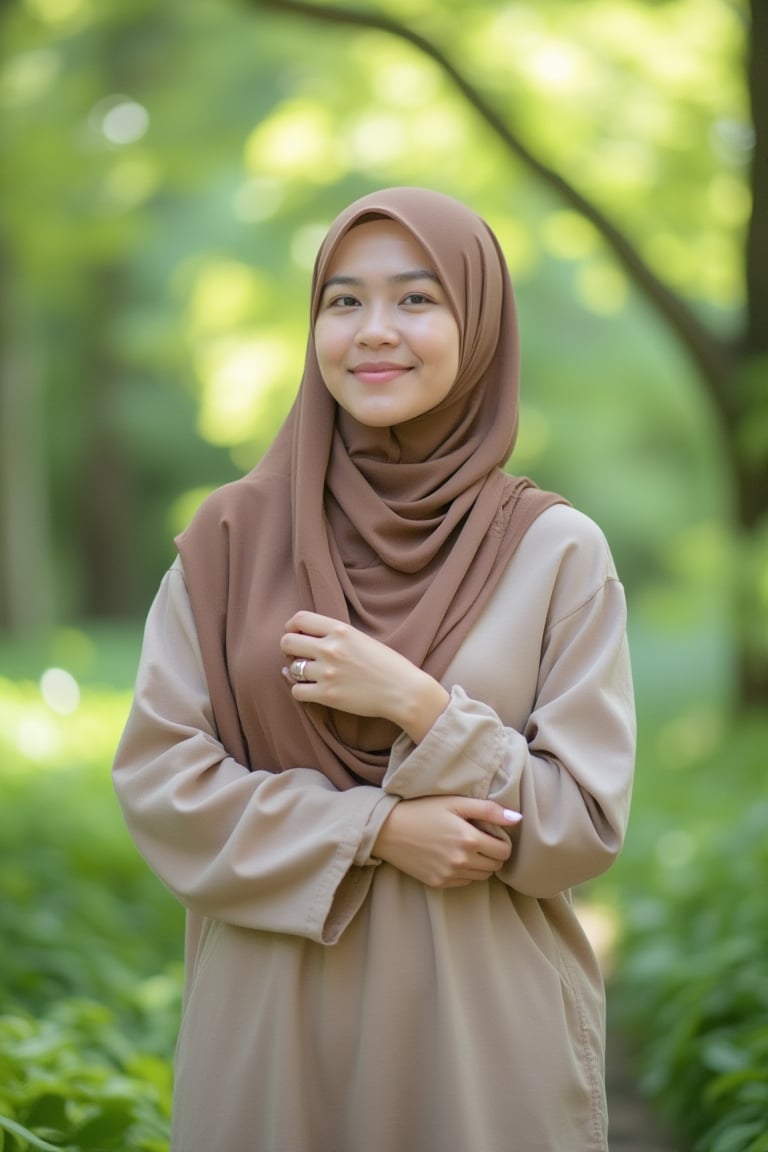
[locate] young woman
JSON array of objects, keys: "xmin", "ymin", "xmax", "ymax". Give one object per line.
[{"xmin": 113, "ymin": 186, "xmax": 635, "ymax": 1151}]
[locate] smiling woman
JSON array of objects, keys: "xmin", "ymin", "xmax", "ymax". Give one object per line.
[
  {"xmin": 113, "ymin": 186, "xmax": 635, "ymax": 1152},
  {"xmin": 314, "ymin": 219, "xmax": 460, "ymax": 427}
]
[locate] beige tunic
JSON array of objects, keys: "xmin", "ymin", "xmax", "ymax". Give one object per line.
[{"xmin": 113, "ymin": 504, "xmax": 635, "ymax": 1152}]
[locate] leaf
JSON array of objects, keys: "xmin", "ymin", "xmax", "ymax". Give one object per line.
[
  {"xmin": 702, "ymin": 1036, "xmax": 751, "ymax": 1075},
  {"xmin": 710, "ymin": 1122, "xmax": 766, "ymax": 1152},
  {"xmin": 0, "ymin": 1114, "xmax": 73, "ymax": 1152}
]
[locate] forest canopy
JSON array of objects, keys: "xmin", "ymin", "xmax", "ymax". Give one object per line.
[{"xmin": 1, "ymin": 0, "xmax": 765, "ymax": 703}]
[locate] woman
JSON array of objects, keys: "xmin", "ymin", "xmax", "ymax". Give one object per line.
[{"xmin": 113, "ymin": 186, "xmax": 635, "ymax": 1152}]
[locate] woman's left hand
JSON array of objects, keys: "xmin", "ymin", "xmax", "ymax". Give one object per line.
[{"xmin": 280, "ymin": 611, "xmax": 449, "ymax": 743}]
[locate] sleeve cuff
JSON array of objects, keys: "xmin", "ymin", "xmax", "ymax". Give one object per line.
[
  {"xmin": 319, "ymin": 789, "xmax": 400, "ymax": 945},
  {"xmin": 382, "ymin": 684, "xmax": 505, "ymax": 800}
]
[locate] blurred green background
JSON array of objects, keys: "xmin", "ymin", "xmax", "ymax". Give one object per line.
[{"xmin": 1, "ymin": 0, "xmax": 766, "ymax": 1149}]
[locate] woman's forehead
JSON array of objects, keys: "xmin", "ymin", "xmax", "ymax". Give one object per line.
[{"xmin": 322, "ymin": 218, "xmax": 437, "ymax": 277}]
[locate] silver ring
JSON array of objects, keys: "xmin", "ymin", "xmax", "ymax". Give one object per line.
[{"xmin": 290, "ymin": 658, "xmax": 310, "ymax": 682}]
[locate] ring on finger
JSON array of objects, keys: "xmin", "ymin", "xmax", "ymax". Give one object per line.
[{"xmin": 289, "ymin": 658, "xmax": 310, "ymax": 683}]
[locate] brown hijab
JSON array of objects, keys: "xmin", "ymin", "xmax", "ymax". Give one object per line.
[{"xmin": 177, "ymin": 187, "xmax": 565, "ymax": 788}]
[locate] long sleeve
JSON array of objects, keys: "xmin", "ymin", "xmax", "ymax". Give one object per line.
[
  {"xmin": 382, "ymin": 506, "xmax": 635, "ymax": 898},
  {"xmin": 112, "ymin": 562, "xmax": 398, "ymax": 945}
]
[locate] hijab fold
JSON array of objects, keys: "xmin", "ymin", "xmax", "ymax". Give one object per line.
[{"xmin": 177, "ymin": 188, "xmax": 565, "ymax": 789}]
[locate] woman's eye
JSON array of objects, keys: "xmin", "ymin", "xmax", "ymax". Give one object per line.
[
  {"xmin": 329, "ymin": 295, "xmax": 359, "ymax": 308},
  {"xmin": 402, "ymin": 292, "xmax": 433, "ymax": 306}
]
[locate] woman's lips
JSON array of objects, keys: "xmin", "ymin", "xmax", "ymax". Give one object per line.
[{"xmin": 351, "ymin": 363, "xmax": 411, "ymax": 384}]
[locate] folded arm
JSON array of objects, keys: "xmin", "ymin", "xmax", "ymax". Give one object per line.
[
  {"xmin": 382, "ymin": 576, "xmax": 635, "ymax": 898},
  {"xmin": 112, "ymin": 564, "xmax": 398, "ymax": 944}
]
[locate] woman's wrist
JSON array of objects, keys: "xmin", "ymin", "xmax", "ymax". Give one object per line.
[{"xmin": 395, "ymin": 671, "xmax": 450, "ymax": 744}]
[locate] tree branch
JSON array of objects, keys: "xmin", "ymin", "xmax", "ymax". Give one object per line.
[{"xmin": 249, "ymin": 0, "xmax": 734, "ymax": 405}]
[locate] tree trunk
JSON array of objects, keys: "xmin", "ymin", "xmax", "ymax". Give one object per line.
[
  {"xmin": 77, "ymin": 262, "xmax": 140, "ymax": 618},
  {"xmin": 734, "ymin": 0, "xmax": 768, "ymax": 706},
  {"xmin": 0, "ymin": 249, "xmax": 54, "ymax": 634}
]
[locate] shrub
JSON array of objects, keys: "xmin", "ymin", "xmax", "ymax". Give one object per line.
[
  {"xmin": 612, "ymin": 716, "xmax": 768, "ymax": 1152},
  {"xmin": 0, "ymin": 1000, "xmax": 172, "ymax": 1151},
  {"xmin": 0, "ymin": 671, "xmax": 180, "ymax": 1150},
  {"xmin": 0, "ymin": 678, "xmax": 183, "ymax": 1018}
]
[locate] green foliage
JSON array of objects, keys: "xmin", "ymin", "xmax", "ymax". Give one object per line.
[
  {"xmin": 0, "ymin": 0, "xmax": 755, "ymax": 623},
  {"xmin": 0, "ymin": 1003, "xmax": 172, "ymax": 1151},
  {"xmin": 610, "ymin": 717, "xmax": 768, "ymax": 1152},
  {"xmin": 0, "ymin": 668, "xmax": 183, "ymax": 1020},
  {"xmin": 2, "ymin": 620, "xmax": 766, "ymax": 1152},
  {"xmin": 0, "ymin": 631, "xmax": 179, "ymax": 1149}
]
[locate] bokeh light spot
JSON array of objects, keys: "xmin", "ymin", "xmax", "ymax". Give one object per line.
[
  {"xmin": 291, "ymin": 223, "xmax": 330, "ymax": 270},
  {"xmin": 0, "ymin": 49, "xmax": 59, "ymax": 106},
  {"xmin": 90, "ymin": 95, "xmax": 149, "ymax": 146},
  {"xmin": 245, "ymin": 102, "xmax": 343, "ymax": 182},
  {"xmin": 233, "ymin": 177, "xmax": 284, "ymax": 223},
  {"xmin": 196, "ymin": 335, "xmax": 302, "ymax": 446},
  {"xmin": 542, "ymin": 212, "xmax": 598, "ymax": 261},
  {"xmin": 576, "ymin": 263, "xmax": 628, "ymax": 314},
  {"xmin": 24, "ymin": 0, "xmax": 84, "ymax": 23},
  {"xmin": 40, "ymin": 668, "xmax": 81, "ymax": 716}
]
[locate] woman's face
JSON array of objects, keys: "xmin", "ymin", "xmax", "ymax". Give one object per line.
[{"xmin": 314, "ymin": 219, "xmax": 461, "ymax": 428}]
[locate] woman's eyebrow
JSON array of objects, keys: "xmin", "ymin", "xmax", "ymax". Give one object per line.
[
  {"xmin": 322, "ymin": 269, "xmax": 441, "ymax": 290},
  {"xmin": 392, "ymin": 270, "xmax": 441, "ymax": 285}
]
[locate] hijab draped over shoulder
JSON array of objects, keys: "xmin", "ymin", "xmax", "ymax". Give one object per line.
[{"xmin": 176, "ymin": 187, "xmax": 565, "ymax": 788}]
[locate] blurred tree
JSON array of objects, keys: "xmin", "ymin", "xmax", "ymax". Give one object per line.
[
  {"xmin": 0, "ymin": 235, "xmax": 53, "ymax": 634},
  {"xmin": 250, "ymin": 0, "xmax": 767, "ymax": 706},
  {"xmin": 0, "ymin": 0, "xmax": 262, "ymax": 623},
  {"xmin": 1, "ymin": 0, "xmax": 762, "ymax": 712}
]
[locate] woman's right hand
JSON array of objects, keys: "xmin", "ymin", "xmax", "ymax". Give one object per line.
[{"xmin": 372, "ymin": 796, "xmax": 521, "ymax": 888}]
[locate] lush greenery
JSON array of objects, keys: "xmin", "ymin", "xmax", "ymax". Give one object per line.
[
  {"xmin": 0, "ymin": 636, "xmax": 182, "ymax": 1150},
  {"xmin": 3, "ymin": 0, "xmax": 765, "ymax": 698},
  {"xmin": 1, "ymin": 623, "xmax": 766, "ymax": 1151},
  {"xmin": 608, "ymin": 712, "xmax": 768, "ymax": 1152},
  {"xmin": 0, "ymin": 1004, "xmax": 172, "ymax": 1152}
]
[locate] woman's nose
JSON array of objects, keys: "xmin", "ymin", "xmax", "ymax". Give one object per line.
[{"xmin": 354, "ymin": 304, "xmax": 399, "ymax": 346}]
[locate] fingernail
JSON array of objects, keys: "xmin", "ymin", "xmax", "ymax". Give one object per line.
[{"xmin": 503, "ymin": 809, "xmax": 522, "ymax": 823}]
